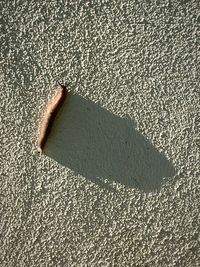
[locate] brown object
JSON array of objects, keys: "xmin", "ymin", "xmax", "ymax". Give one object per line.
[{"xmin": 37, "ymin": 83, "xmax": 68, "ymax": 153}]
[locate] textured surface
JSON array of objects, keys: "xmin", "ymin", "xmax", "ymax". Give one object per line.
[{"xmin": 0, "ymin": 1, "xmax": 200, "ymax": 266}]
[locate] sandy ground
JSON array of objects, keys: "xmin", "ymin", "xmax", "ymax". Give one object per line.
[{"xmin": 0, "ymin": 1, "xmax": 199, "ymax": 266}]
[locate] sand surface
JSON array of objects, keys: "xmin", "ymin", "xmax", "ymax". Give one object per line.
[{"xmin": 0, "ymin": 1, "xmax": 199, "ymax": 266}]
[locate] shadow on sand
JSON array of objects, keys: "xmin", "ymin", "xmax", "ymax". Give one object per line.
[{"xmin": 44, "ymin": 93, "xmax": 175, "ymax": 192}]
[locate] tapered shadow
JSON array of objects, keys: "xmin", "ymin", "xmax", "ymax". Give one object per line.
[{"xmin": 44, "ymin": 93, "xmax": 175, "ymax": 192}]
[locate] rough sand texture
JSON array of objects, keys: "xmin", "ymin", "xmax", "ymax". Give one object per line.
[{"xmin": 0, "ymin": 1, "xmax": 199, "ymax": 266}]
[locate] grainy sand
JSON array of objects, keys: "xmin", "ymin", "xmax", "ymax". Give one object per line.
[{"xmin": 0, "ymin": 1, "xmax": 199, "ymax": 266}]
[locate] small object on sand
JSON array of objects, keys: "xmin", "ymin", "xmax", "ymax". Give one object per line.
[{"xmin": 37, "ymin": 82, "xmax": 68, "ymax": 153}]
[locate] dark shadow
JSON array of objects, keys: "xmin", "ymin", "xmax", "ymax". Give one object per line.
[{"xmin": 44, "ymin": 93, "xmax": 175, "ymax": 192}]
